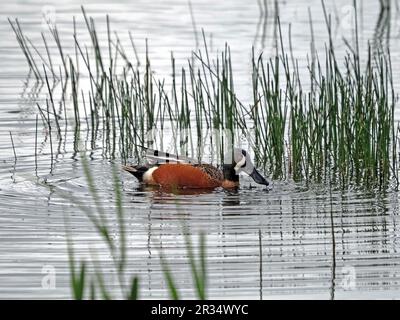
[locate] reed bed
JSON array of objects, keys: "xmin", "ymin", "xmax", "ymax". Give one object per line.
[
  {"xmin": 9, "ymin": 3, "xmax": 399, "ymax": 189},
  {"xmin": 251, "ymin": 5, "xmax": 398, "ymax": 188}
]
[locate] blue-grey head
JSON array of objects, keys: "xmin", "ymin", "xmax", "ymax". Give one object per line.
[{"xmin": 223, "ymin": 148, "xmax": 269, "ymax": 186}]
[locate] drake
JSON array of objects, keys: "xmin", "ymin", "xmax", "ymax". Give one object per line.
[{"xmin": 122, "ymin": 148, "xmax": 269, "ymax": 189}]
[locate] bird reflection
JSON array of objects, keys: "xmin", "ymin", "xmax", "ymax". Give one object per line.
[
  {"xmin": 221, "ymin": 188, "xmax": 241, "ymax": 206},
  {"xmin": 126, "ymin": 183, "xmax": 245, "ymax": 207}
]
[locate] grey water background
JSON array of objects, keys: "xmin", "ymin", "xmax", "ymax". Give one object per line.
[{"xmin": 1, "ymin": 0, "xmax": 400, "ymax": 299}]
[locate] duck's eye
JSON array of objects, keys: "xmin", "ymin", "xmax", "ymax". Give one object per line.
[{"xmin": 241, "ymin": 150, "xmax": 247, "ymax": 156}]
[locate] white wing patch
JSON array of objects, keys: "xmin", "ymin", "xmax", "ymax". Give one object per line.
[{"xmin": 145, "ymin": 148, "xmax": 200, "ymax": 165}]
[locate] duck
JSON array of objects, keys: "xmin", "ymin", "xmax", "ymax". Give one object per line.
[{"xmin": 122, "ymin": 148, "xmax": 269, "ymax": 189}]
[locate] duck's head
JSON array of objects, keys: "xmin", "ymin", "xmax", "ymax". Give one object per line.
[{"xmin": 223, "ymin": 148, "xmax": 269, "ymax": 186}]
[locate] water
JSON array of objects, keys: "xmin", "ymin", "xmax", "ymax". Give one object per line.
[{"xmin": 1, "ymin": 0, "xmax": 400, "ymax": 299}]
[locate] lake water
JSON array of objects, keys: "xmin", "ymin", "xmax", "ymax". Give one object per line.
[{"xmin": 1, "ymin": 0, "xmax": 400, "ymax": 299}]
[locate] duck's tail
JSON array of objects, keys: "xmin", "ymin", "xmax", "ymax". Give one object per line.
[{"xmin": 122, "ymin": 165, "xmax": 150, "ymax": 182}]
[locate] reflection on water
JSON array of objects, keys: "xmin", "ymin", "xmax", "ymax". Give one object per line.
[
  {"xmin": 1, "ymin": 0, "xmax": 400, "ymax": 299},
  {"xmin": 373, "ymin": 0, "xmax": 391, "ymax": 55}
]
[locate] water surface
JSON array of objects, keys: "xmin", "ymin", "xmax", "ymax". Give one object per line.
[{"xmin": 1, "ymin": 0, "xmax": 400, "ymax": 299}]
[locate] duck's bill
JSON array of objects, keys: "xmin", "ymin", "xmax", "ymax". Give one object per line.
[{"xmin": 249, "ymin": 168, "xmax": 269, "ymax": 186}]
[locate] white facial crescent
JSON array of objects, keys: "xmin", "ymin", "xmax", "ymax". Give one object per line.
[{"xmin": 234, "ymin": 155, "xmax": 246, "ymax": 173}]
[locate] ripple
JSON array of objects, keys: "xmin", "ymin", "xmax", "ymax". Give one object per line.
[{"xmin": 1, "ymin": 0, "xmax": 400, "ymax": 300}]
